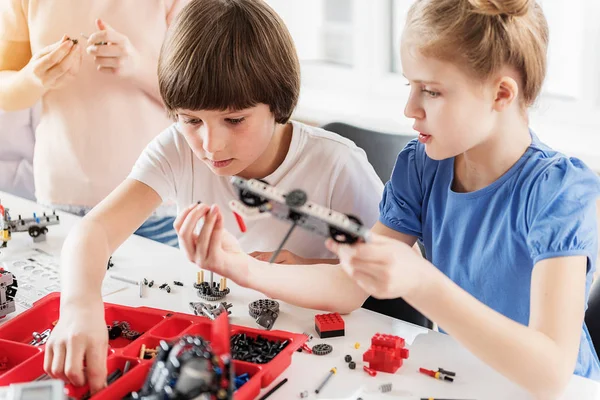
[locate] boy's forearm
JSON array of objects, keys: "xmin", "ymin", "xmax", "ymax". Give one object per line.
[
  {"xmin": 60, "ymin": 218, "xmax": 111, "ymax": 307},
  {"xmin": 0, "ymin": 70, "xmax": 45, "ymax": 111},
  {"xmin": 407, "ymin": 267, "xmax": 573, "ymax": 399},
  {"xmin": 248, "ymin": 258, "xmax": 367, "ymax": 314}
]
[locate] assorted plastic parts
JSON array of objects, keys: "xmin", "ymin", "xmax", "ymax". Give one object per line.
[
  {"xmin": 0, "ymin": 293, "xmax": 308, "ymax": 400},
  {"xmin": 0, "ymin": 201, "xmax": 60, "ymax": 248},
  {"xmin": 189, "ymin": 301, "xmax": 232, "ymax": 320},
  {"xmin": 419, "ymin": 367, "xmax": 456, "ymax": 382},
  {"xmin": 130, "ymin": 328, "xmax": 234, "ymax": 399},
  {"xmin": 0, "ymin": 270, "xmax": 17, "ymax": 319},
  {"xmin": 248, "ymin": 299, "xmax": 280, "ymax": 330},
  {"xmin": 315, "ymin": 312, "xmax": 345, "ymax": 339},
  {"xmin": 229, "ymin": 177, "xmax": 370, "ymax": 260},
  {"xmin": 362, "ymin": 333, "xmax": 410, "ymax": 374},
  {"xmin": 194, "ymin": 271, "xmax": 230, "ymax": 301}
]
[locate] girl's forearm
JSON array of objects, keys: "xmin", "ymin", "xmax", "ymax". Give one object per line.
[
  {"xmin": 247, "ymin": 259, "xmax": 367, "ymax": 314},
  {"xmin": 407, "ymin": 267, "xmax": 574, "ymax": 399}
]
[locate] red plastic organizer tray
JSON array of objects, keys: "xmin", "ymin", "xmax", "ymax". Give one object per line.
[{"xmin": 0, "ymin": 293, "xmax": 307, "ymax": 399}]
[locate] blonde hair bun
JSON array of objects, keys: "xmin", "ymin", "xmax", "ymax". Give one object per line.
[{"xmin": 467, "ymin": 0, "xmax": 533, "ymax": 17}]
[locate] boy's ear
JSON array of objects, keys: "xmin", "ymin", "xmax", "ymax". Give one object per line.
[{"xmin": 493, "ymin": 76, "xmax": 519, "ymax": 112}]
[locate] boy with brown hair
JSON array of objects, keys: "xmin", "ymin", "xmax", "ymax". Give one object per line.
[{"xmin": 44, "ymin": 0, "xmax": 382, "ymax": 392}]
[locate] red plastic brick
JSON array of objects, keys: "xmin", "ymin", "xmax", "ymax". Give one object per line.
[
  {"xmin": 315, "ymin": 312, "xmax": 345, "ymax": 338},
  {"xmin": 362, "ymin": 333, "xmax": 409, "ymax": 374}
]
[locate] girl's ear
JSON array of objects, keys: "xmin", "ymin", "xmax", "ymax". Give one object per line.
[{"xmin": 492, "ymin": 76, "xmax": 519, "ymax": 112}]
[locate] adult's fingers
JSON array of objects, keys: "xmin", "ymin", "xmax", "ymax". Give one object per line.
[
  {"xmin": 87, "ymin": 30, "xmax": 123, "ymax": 48},
  {"xmin": 35, "ymin": 35, "xmax": 69, "ymax": 59},
  {"xmin": 87, "ymin": 44, "xmax": 122, "ymax": 58},
  {"xmin": 93, "ymin": 56, "xmax": 120, "ymax": 70},
  {"xmin": 44, "ymin": 43, "xmax": 81, "ymax": 83},
  {"xmin": 34, "ymin": 40, "xmax": 73, "ymax": 73}
]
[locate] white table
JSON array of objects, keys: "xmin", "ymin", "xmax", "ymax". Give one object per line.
[{"xmin": 1, "ymin": 192, "xmax": 599, "ymax": 400}]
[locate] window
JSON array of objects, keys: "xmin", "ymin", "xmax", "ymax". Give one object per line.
[{"xmin": 266, "ymin": 0, "xmax": 600, "ymax": 170}]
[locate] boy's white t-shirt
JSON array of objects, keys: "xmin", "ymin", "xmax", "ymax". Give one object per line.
[{"xmin": 129, "ymin": 120, "xmax": 384, "ymax": 258}]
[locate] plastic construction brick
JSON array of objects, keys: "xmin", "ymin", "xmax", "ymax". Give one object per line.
[
  {"xmin": 314, "ymin": 312, "xmax": 345, "ymax": 339},
  {"xmin": 0, "ymin": 293, "xmax": 308, "ymax": 400},
  {"xmin": 362, "ymin": 333, "xmax": 410, "ymax": 374}
]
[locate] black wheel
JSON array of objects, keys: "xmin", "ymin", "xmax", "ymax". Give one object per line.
[
  {"xmin": 239, "ymin": 189, "xmax": 268, "ymax": 207},
  {"xmin": 329, "ymin": 214, "xmax": 362, "ymax": 244},
  {"xmin": 238, "ymin": 179, "xmax": 270, "ymax": 208},
  {"xmin": 28, "ymin": 226, "xmax": 42, "ymax": 238}
]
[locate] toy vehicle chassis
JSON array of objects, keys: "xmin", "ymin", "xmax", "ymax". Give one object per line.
[{"xmin": 231, "ymin": 177, "xmax": 370, "ymax": 244}]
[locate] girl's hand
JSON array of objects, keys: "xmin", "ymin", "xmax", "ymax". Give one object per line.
[
  {"xmin": 86, "ymin": 19, "xmax": 140, "ymax": 78},
  {"xmin": 326, "ymin": 233, "xmax": 431, "ymax": 299},
  {"xmin": 174, "ymin": 203, "xmax": 251, "ymax": 287}
]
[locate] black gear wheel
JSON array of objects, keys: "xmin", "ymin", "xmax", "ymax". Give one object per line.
[
  {"xmin": 196, "ymin": 282, "xmax": 230, "ymax": 301},
  {"xmin": 311, "ymin": 343, "xmax": 333, "ymax": 356},
  {"xmin": 238, "ymin": 178, "xmax": 271, "ymax": 208},
  {"xmin": 197, "ymin": 289, "xmax": 230, "ymax": 302},
  {"xmin": 248, "ymin": 299, "xmax": 279, "ymax": 319},
  {"xmin": 329, "ymin": 214, "xmax": 363, "ymax": 244}
]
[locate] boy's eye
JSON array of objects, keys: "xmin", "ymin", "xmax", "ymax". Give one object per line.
[
  {"xmin": 182, "ymin": 117, "xmax": 202, "ymax": 125},
  {"xmin": 226, "ymin": 117, "xmax": 245, "ymax": 125}
]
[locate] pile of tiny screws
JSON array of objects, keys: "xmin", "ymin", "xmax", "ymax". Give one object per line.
[{"xmin": 230, "ymin": 333, "xmax": 288, "ymax": 364}]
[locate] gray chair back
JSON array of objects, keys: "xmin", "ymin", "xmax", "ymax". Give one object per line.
[
  {"xmin": 585, "ymin": 280, "xmax": 600, "ymax": 358},
  {"xmin": 321, "ymin": 122, "xmax": 414, "ymax": 183},
  {"xmin": 322, "ymin": 122, "xmax": 432, "ymax": 329}
]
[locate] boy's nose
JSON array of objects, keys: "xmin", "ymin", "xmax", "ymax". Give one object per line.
[{"xmin": 201, "ymin": 127, "xmax": 226, "ymax": 154}]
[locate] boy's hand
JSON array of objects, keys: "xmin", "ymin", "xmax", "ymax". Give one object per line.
[
  {"xmin": 249, "ymin": 249, "xmax": 309, "ymax": 265},
  {"xmin": 86, "ymin": 19, "xmax": 140, "ymax": 78},
  {"xmin": 326, "ymin": 233, "xmax": 431, "ymax": 299},
  {"xmin": 174, "ymin": 203, "xmax": 251, "ymax": 287},
  {"xmin": 24, "ymin": 35, "xmax": 82, "ymax": 91},
  {"xmin": 44, "ymin": 299, "xmax": 108, "ymax": 394}
]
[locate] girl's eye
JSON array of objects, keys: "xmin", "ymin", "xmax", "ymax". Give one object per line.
[
  {"xmin": 183, "ymin": 118, "xmax": 202, "ymax": 125},
  {"xmin": 226, "ymin": 117, "xmax": 245, "ymax": 125},
  {"xmin": 422, "ymin": 89, "xmax": 440, "ymax": 98}
]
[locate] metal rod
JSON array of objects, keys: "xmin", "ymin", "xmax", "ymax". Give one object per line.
[
  {"xmin": 315, "ymin": 367, "xmax": 336, "ymax": 394},
  {"xmin": 269, "ymin": 221, "xmax": 297, "ymax": 263},
  {"xmin": 110, "ymin": 274, "xmax": 139, "ymax": 286}
]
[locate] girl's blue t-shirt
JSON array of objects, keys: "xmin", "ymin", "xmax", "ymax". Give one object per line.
[{"xmin": 379, "ymin": 133, "xmax": 600, "ymax": 379}]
